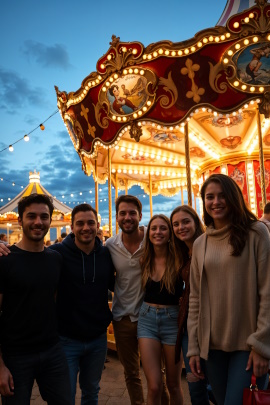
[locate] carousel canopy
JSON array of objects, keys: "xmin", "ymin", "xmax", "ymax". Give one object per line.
[
  {"xmin": 56, "ymin": 0, "xmax": 270, "ymax": 220},
  {"xmin": 0, "ymin": 171, "xmax": 71, "ymax": 222}
]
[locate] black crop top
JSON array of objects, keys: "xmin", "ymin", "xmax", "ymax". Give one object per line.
[{"xmin": 144, "ymin": 276, "xmax": 183, "ymax": 305}]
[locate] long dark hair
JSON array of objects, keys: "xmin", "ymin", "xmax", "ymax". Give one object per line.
[
  {"xmin": 200, "ymin": 174, "xmax": 257, "ymax": 256},
  {"xmin": 170, "ymin": 205, "xmax": 205, "ymax": 268},
  {"xmin": 141, "ymin": 214, "xmax": 179, "ymax": 293}
]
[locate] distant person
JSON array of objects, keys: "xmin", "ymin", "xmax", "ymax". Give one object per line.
[
  {"xmin": 0, "ymin": 234, "xmax": 8, "ymax": 245},
  {"xmin": 61, "ymin": 232, "xmax": 67, "ymax": 239},
  {"xmin": 0, "ymin": 194, "xmax": 72, "ymax": 404},
  {"xmin": 45, "ymin": 239, "xmax": 51, "ymax": 246},
  {"xmin": 260, "ymin": 201, "xmax": 270, "ymax": 231},
  {"xmin": 97, "ymin": 229, "xmax": 104, "ymax": 244}
]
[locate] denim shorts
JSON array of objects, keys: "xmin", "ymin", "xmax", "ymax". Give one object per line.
[{"xmin": 137, "ymin": 301, "xmax": 179, "ymax": 345}]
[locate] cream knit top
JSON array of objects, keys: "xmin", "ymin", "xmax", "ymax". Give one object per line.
[{"xmin": 187, "ymin": 221, "xmax": 270, "ymax": 360}]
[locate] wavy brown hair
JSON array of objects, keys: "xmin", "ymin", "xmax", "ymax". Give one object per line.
[
  {"xmin": 170, "ymin": 205, "xmax": 205, "ymax": 268},
  {"xmin": 141, "ymin": 214, "xmax": 179, "ymax": 294},
  {"xmin": 200, "ymin": 174, "xmax": 257, "ymax": 256}
]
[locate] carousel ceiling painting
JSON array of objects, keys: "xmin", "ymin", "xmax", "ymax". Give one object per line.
[{"xmin": 56, "ymin": 0, "xmax": 270, "ymax": 233}]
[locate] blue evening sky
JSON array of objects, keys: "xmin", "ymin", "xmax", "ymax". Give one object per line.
[{"xmin": 0, "ymin": 0, "xmax": 226, "ymax": 229}]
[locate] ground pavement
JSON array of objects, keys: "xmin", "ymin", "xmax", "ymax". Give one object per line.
[{"xmin": 29, "ymin": 350, "xmax": 192, "ymax": 404}]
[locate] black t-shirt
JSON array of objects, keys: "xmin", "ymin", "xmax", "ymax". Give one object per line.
[
  {"xmin": 0, "ymin": 245, "xmax": 62, "ymax": 355},
  {"xmin": 144, "ymin": 276, "xmax": 183, "ymax": 305}
]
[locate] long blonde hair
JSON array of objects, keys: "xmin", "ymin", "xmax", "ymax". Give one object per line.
[{"xmin": 141, "ymin": 214, "xmax": 179, "ymax": 294}]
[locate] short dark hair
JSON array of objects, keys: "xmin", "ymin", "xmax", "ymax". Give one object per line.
[
  {"xmin": 0, "ymin": 233, "xmax": 6, "ymax": 240},
  {"xmin": 108, "ymin": 84, "xmax": 118, "ymax": 97},
  {"xmin": 71, "ymin": 204, "xmax": 98, "ymax": 224},
  {"xmin": 61, "ymin": 232, "xmax": 67, "ymax": 238},
  {"xmin": 18, "ymin": 193, "xmax": 54, "ymax": 219},
  {"xmin": 115, "ymin": 195, "xmax": 142, "ymax": 215},
  {"xmin": 264, "ymin": 202, "xmax": 270, "ymax": 214}
]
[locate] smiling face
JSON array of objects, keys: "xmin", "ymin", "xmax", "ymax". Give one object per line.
[
  {"xmin": 149, "ymin": 217, "xmax": 170, "ymax": 247},
  {"xmin": 71, "ymin": 210, "xmax": 99, "ymax": 249},
  {"xmin": 172, "ymin": 210, "xmax": 196, "ymax": 246},
  {"xmin": 204, "ymin": 181, "xmax": 230, "ymax": 229},
  {"xmin": 18, "ymin": 203, "xmax": 51, "ymax": 243},
  {"xmin": 116, "ymin": 202, "xmax": 142, "ymax": 235}
]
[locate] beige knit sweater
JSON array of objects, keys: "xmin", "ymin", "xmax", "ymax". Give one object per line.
[{"xmin": 187, "ymin": 221, "xmax": 270, "ymax": 360}]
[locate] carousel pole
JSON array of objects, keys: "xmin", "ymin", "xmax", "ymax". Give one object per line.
[
  {"xmin": 256, "ymin": 108, "xmax": 267, "ymax": 207},
  {"xmin": 95, "ymin": 160, "xmax": 99, "ymax": 213},
  {"xmin": 125, "ymin": 181, "xmax": 128, "ymax": 195},
  {"xmin": 115, "ymin": 172, "xmax": 119, "ymax": 234},
  {"xmin": 181, "ymin": 186, "xmax": 184, "ymax": 205},
  {"xmin": 193, "ymin": 190, "xmax": 197, "ymax": 211},
  {"xmin": 108, "ymin": 149, "xmax": 113, "ymax": 237},
  {"xmin": 184, "ymin": 123, "xmax": 192, "ymax": 206},
  {"xmin": 149, "ymin": 174, "xmax": 153, "ymax": 218}
]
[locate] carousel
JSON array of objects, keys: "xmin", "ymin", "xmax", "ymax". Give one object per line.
[
  {"xmin": 0, "ymin": 171, "xmax": 72, "ymax": 244},
  {"xmin": 55, "ymin": 0, "xmax": 270, "ymax": 237}
]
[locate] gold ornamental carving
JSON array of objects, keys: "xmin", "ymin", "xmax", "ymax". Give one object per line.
[
  {"xmin": 157, "ymin": 72, "xmax": 178, "ymax": 109},
  {"xmin": 181, "ymin": 59, "xmax": 205, "ymax": 103},
  {"xmin": 209, "ymin": 62, "xmax": 228, "ymax": 94},
  {"xmin": 80, "ymin": 104, "xmax": 96, "ymax": 138}
]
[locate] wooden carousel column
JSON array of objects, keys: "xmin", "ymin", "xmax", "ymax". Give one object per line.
[
  {"xmin": 256, "ymin": 108, "xmax": 267, "ymax": 207},
  {"xmin": 108, "ymin": 149, "xmax": 113, "ymax": 237},
  {"xmin": 95, "ymin": 160, "xmax": 99, "ymax": 213},
  {"xmin": 149, "ymin": 174, "xmax": 153, "ymax": 218},
  {"xmin": 184, "ymin": 123, "xmax": 192, "ymax": 207},
  {"xmin": 125, "ymin": 180, "xmax": 128, "ymax": 195},
  {"xmin": 181, "ymin": 186, "xmax": 184, "ymax": 205},
  {"xmin": 115, "ymin": 172, "xmax": 119, "ymax": 234}
]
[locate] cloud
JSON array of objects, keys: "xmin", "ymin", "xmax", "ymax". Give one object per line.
[
  {"xmin": 0, "ymin": 67, "xmax": 46, "ymax": 109},
  {"xmin": 22, "ymin": 41, "xmax": 71, "ymax": 70}
]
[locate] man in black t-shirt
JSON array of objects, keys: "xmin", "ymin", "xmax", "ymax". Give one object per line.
[{"xmin": 0, "ymin": 194, "xmax": 72, "ymax": 405}]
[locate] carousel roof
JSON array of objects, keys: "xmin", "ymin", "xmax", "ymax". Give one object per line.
[
  {"xmin": 217, "ymin": 0, "xmax": 256, "ymax": 26},
  {"xmin": 55, "ymin": 0, "xmax": 270, "ymax": 218},
  {"xmin": 0, "ymin": 171, "xmax": 71, "ymax": 216}
]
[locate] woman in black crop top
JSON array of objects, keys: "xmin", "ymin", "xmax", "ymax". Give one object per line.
[{"xmin": 137, "ymin": 214, "xmax": 184, "ymax": 405}]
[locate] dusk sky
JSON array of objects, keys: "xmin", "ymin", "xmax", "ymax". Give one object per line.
[{"xmin": 0, "ymin": 0, "xmax": 226, "ymax": 230}]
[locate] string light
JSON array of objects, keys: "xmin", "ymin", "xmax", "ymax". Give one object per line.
[{"xmin": 0, "ymin": 110, "xmax": 58, "ymax": 154}]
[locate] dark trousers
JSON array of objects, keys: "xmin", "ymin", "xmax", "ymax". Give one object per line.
[{"xmin": 1, "ymin": 343, "xmax": 72, "ymax": 405}]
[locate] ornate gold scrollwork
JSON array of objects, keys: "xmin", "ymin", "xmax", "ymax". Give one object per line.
[
  {"xmin": 99, "ymin": 36, "xmax": 143, "ymax": 76},
  {"xmin": 157, "ymin": 72, "xmax": 178, "ymax": 109},
  {"xmin": 259, "ymin": 91, "xmax": 270, "ymax": 118},
  {"xmin": 209, "ymin": 62, "xmax": 228, "ymax": 94},
  {"xmin": 181, "ymin": 59, "xmax": 205, "ymax": 103},
  {"xmin": 80, "ymin": 104, "xmax": 96, "ymax": 138},
  {"xmin": 94, "ymin": 101, "xmax": 110, "ymax": 129}
]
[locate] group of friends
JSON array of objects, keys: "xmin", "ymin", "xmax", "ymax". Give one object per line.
[{"xmin": 0, "ymin": 173, "xmax": 269, "ymax": 405}]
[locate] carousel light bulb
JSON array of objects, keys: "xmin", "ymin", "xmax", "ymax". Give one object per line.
[
  {"xmin": 9, "ymin": 145, "xmax": 14, "ymax": 152},
  {"xmin": 24, "ymin": 135, "xmax": 29, "ymax": 142},
  {"xmin": 39, "ymin": 124, "xmax": 45, "ymax": 130}
]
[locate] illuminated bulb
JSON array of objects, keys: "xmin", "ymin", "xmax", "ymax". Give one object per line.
[
  {"xmin": 253, "ymin": 37, "xmax": 258, "ymax": 42},
  {"xmin": 235, "ymin": 43, "xmax": 240, "ymax": 49},
  {"xmin": 24, "ymin": 135, "xmax": 29, "ymax": 142},
  {"xmin": 40, "ymin": 124, "xmax": 45, "ymax": 130},
  {"xmin": 233, "ymin": 22, "xmax": 240, "ymax": 28},
  {"xmin": 9, "ymin": 145, "xmax": 14, "ymax": 152}
]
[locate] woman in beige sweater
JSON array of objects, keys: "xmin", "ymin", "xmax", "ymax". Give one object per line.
[{"xmin": 187, "ymin": 173, "xmax": 270, "ymax": 405}]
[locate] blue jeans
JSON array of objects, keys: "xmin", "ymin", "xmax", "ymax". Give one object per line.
[
  {"xmin": 1, "ymin": 343, "xmax": 72, "ymax": 405},
  {"xmin": 182, "ymin": 330, "xmax": 214, "ymax": 405},
  {"xmin": 59, "ymin": 333, "xmax": 107, "ymax": 405},
  {"xmin": 206, "ymin": 350, "xmax": 268, "ymax": 405}
]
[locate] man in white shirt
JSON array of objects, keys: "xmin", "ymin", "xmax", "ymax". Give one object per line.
[{"xmin": 106, "ymin": 195, "xmax": 145, "ymax": 405}]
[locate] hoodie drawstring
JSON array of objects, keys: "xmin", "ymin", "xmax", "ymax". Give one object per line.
[{"xmin": 81, "ymin": 251, "xmax": 96, "ymax": 284}]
